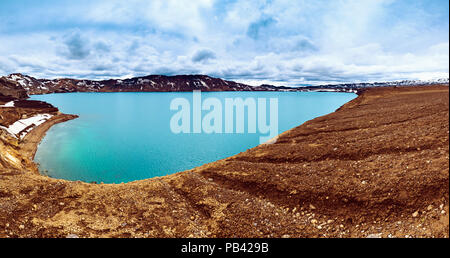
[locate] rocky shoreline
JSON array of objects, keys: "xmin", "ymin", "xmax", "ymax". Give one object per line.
[
  {"xmin": 22, "ymin": 114, "xmax": 79, "ymax": 171},
  {"xmin": 0, "ymin": 85, "xmax": 448, "ymax": 238}
]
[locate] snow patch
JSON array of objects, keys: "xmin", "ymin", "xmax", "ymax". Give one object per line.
[
  {"xmin": 200, "ymin": 80, "xmax": 209, "ymax": 89},
  {"xmin": 0, "ymin": 114, "xmax": 53, "ymax": 139},
  {"xmin": 0, "ymin": 101, "xmax": 15, "ymax": 107}
]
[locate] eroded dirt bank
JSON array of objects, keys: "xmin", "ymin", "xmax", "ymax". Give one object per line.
[{"xmin": 0, "ymin": 85, "xmax": 448, "ymax": 238}]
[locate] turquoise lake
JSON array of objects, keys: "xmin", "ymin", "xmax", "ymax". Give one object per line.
[{"xmin": 30, "ymin": 92, "xmax": 356, "ymax": 184}]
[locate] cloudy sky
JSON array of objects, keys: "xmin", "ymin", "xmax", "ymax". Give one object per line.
[{"xmin": 0, "ymin": 0, "xmax": 448, "ymax": 86}]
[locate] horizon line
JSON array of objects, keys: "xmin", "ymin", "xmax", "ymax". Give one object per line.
[{"xmin": 2, "ymin": 72, "xmax": 449, "ymax": 88}]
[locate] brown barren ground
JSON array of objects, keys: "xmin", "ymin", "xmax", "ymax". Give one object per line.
[{"xmin": 0, "ymin": 85, "xmax": 448, "ymax": 238}]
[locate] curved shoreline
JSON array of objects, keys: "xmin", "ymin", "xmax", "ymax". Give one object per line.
[
  {"xmin": 0, "ymin": 85, "xmax": 448, "ymax": 238},
  {"xmin": 26, "ymin": 91, "xmax": 357, "ymax": 183},
  {"xmin": 20, "ymin": 113, "xmax": 79, "ymax": 173}
]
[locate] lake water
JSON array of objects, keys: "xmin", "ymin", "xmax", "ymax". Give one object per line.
[{"xmin": 30, "ymin": 91, "xmax": 356, "ymax": 183}]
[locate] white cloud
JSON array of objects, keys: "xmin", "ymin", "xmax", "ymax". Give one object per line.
[{"xmin": 0, "ymin": 0, "xmax": 448, "ymax": 85}]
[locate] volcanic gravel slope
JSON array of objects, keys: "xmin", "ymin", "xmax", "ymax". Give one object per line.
[{"xmin": 0, "ymin": 85, "xmax": 448, "ymax": 238}]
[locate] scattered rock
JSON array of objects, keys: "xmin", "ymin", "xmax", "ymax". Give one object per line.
[
  {"xmin": 366, "ymin": 233, "xmax": 382, "ymax": 238},
  {"xmin": 0, "ymin": 85, "xmax": 448, "ymax": 239}
]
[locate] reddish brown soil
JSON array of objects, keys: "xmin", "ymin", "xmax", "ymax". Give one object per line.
[
  {"xmin": 0, "ymin": 100, "xmax": 58, "ymax": 127},
  {"xmin": 0, "ymin": 85, "xmax": 448, "ymax": 238}
]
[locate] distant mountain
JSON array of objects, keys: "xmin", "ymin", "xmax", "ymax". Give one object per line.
[
  {"xmin": 301, "ymin": 78, "xmax": 450, "ymax": 92},
  {"xmin": 0, "ymin": 73, "xmax": 448, "ymax": 99},
  {"xmin": 0, "ymin": 76, "xmax": 28, "ymax": 99},
  {"xmin": 0, "ymin": 73, "xmax": 269, "ymax": 96}
]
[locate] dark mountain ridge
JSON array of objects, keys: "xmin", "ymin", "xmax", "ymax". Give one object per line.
[
  {"xmin": 0, "ymin": 73, "xmax": 267, "ymax": 97},
  {"xmin": 0, "ymin": 73, "xmax": 448, "ymax": 99}
]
